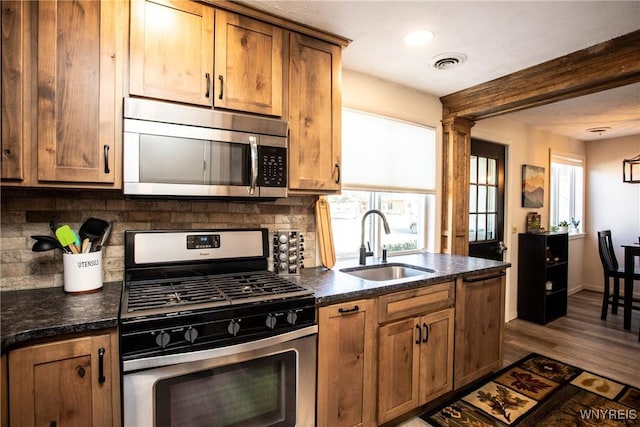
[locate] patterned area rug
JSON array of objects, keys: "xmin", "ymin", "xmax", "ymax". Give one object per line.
[{"xmin": 421, "ymin": 353, "xmax": 640, "ymax": 426}]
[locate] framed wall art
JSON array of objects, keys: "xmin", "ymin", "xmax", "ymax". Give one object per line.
[{"xmin": 522, "ymin": 164, "xmax": 544, "ymax": 208}]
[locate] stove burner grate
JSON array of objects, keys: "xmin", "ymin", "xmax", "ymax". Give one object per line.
[{"xmin": 125, "ymin": 271, "xmax": 312, "ymax": 314}]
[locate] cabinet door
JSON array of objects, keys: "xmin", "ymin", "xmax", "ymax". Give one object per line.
[
  {"xmin": 288, "ymin": 32, "xmax": 342, "ymax": 192},
  {"xmin": 1, "ymin": 0, "xmax": 28, "ymax": 182},
  {"xmin": 454, "ymin": 272, "xmax": 506, "ymax": 389},
  {"xmin": 130, "ymin": 0, "xmax": 214, "ymax": 106},
  {"xmin": 36, "ymin": 0, "xmax": 118, "ymax": 184},
  {"xmin": 378, "ymin": 317, "xmax": 420, "ymax": 424},
  {"xmin": 214, "ymin": 10, "xmax": 283, "ymax": 116},
  {"xmin": 317, "ymin": 299, "xmax": 376, "ymax": 427},
  {"xmin": 9, "ymin": 334, "xmax": 116, "ymax": 427},
  {"xmin": 419, "ymin": 308, "xmax": 454, "ymax": 404}
]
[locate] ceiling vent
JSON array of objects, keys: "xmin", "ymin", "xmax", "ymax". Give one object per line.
[
  {"xmin": 431, "ymin": 53, "xmax": 467, "ymax": 70},
  {"xmin": 586, "ymin": 126, "xmax": 611, "ymax": 135}
]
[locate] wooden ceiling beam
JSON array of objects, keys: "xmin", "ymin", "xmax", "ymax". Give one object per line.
[{"xmin": 441, "ymin": 30, "xmax": 640, "ymax": 120}]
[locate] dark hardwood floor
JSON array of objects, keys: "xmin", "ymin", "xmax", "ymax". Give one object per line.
[{"xmin": 503, "ymin": 289, "xmax": 640, "ymax": 388}]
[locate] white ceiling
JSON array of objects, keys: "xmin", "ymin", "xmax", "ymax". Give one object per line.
[{"xmin": 238, "ymin": 0, "xmax": 640, "ymax": 141}]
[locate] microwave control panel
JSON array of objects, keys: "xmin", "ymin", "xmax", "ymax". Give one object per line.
[
  {"xmin": 273, "ymin": 230, "xmax": 304, "ymax": 275},
  {"xmin": 258, "ymin": 146, "xmax": 286, "ymax": 187}
]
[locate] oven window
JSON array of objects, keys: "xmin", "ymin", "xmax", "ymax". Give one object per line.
[{"xmin": 155, "ymin": 351, "xmax": 296, "ymax": 427}]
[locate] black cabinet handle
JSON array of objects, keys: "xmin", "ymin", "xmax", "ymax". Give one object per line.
[
  {"xmin": 422, "ymin": 323, "xmax": 429, "ymax": 343},
  {"xmin": 334, "ymin": 163, "xmax": 340, "ymax": 184},
  {"xmin": 205, "ymin": 73, "xmax": 211, "ymax": 98},
  {"xmin": 415, "ymin": 324, "xmax": 422, "ymax": 344},
  {"xmin": 50, "ymin": 422, "xmax": 57, "ymax": 427},
  {"xmin": 76, "ymin": 366, "xmax": 86, "ymax": 378},
  {"xmin": 103, "ymin": 145, "xmax": 110, "ymax": 174},
  {"xmin": 338, "ymin": 305, "xmax": 359, "ymax": 314},
  {"xmin": 218, "ymin": 75, "xmax": 224, "ymax": 100},
  {"xmin": 98, "ymin": 347, "xmax": 106, "ymax": 384}
]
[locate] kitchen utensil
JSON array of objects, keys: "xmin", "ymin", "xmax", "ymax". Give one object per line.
[
  {"xmin": 94, "ymin": 221, "xmax": 113, "ymax": 251},
  {"xmin": 31, "ymin": 235, "xmax": 64, "ymax": 252},
  {"xmin": 55, "ymin": 225, "xmax": 80, "ymax": 254},
  {"xmin": 79, "ymin": 217, "xmax": 109, "ymax": 242},
  {"xmin": 315, "ymin": 196, "xmax": 336, "ymax": 269}
]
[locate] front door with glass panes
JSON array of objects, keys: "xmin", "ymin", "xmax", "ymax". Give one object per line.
[{"xmin": 469, "ymin": 139, "xmax": 506, "ymax": 261}]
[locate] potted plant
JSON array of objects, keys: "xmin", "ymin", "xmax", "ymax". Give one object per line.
[
  {"xmin": 570, "ymin": 217, "xmax": 581, "ymax": 233},
  {"xmin": 556, "ymin": 220, "xmax": 570, "ymax": 233}
]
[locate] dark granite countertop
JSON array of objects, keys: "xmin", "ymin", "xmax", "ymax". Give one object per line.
[
  {"xmin": 1, "ymin": 253, "xmax": 509, "ymax": 352},
  {"xmin": 289, "ymin": 252, "xmax": 510, "ymax": 306},
  {"xmin": 1, "ymin": 281, "xmax": 122, "ymax": 352}
]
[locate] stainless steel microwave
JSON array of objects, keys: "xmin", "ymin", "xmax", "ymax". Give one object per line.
[{"xmin": 123, "ymin": 98, "xmax": 288, "ymax": 198}]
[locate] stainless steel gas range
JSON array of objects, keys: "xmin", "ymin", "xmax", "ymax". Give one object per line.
[{"xmin": 119, "ymin": 228, "xmax": 317, "ymax": 427}]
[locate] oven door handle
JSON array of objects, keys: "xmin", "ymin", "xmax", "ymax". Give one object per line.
[{"xmin": 122, "ymin": 325, "xmax": 318, "ymax": 373}]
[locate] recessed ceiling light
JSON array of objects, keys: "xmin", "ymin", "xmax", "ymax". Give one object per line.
[
  {"xmin": 430, "ymin": 53, "xmax": 467, "ymax": 70},
  {"xmin": 403, "ymin": 29, "xmax": 435, "ymax": 46}
]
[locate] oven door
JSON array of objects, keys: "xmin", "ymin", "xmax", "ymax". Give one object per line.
[{"xmin": 123, "ymin": 327, "xmax": 317, "ymax": 427}]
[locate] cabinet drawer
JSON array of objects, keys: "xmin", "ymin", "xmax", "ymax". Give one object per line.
[{"xmin": 378, "ymin": 281, "xmax": 454, "ymax": 324}]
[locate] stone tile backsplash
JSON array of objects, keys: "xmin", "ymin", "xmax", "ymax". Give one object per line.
[{"xmin": 0, "ymin": 188, "xmax": 318, "ymax": 291}]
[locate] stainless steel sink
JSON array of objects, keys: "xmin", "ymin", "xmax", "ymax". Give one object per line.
[{"xmin": 340, "ymin": 263, "xmax": 436, "ymax": 282}]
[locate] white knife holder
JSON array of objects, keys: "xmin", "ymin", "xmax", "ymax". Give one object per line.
[{"xmin": 63, "ymin": 250, "xmax": 103, "ymax": 293}]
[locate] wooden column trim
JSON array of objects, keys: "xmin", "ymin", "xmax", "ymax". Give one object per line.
[{"xmin": 441, "ymin": 116, "xmax": 474, "ymax": 255}]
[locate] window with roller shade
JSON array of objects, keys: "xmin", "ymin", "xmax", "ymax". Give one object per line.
[
  {"xmin": 328, "ymin": 109, "xmax": 436, "ymax": 259},
  {"xmin": 550, "ymin": 151, "xmax": 584, "ymax": 233}
]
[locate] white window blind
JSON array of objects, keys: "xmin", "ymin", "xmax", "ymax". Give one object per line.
[{"xmin": 341, "ymin": 109, "xmax": 436, "ymax": 191}]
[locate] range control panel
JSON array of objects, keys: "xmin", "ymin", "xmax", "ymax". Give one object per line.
[{"xmin": 273, "ymin": 230, "xmax": 304, "ymax": 275}]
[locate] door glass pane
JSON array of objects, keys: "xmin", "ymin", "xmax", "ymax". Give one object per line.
[
  {"xmin": 477, "ymin": 214, "xmax": 486, "ymax": 240},
  {"xmin": 155, "ymin": 351, "xmax": 296, "ymax": 427},
  {"xmin": 470, "ymin": 156, "xmax": 478, "ymax": 184},
  {"xmin": 469, "ymin": 185, "xmax": 477, "ymax": 214},
  {"xmin": 469, "ymin": 214, "xmax": 476, "ymax": 242},
  {"xmin": 478, "ymin": 157, "xmax": 487, "ymax": 184},
  {"xmin": 487, "ymin": 158, "xmax": 497, "ymax": 185},
  {"xmin": 487, "ymin": 214, "xmax": 496, "ymax": 240},
  {"xmin": 477, "ymin": 186, "xmax": 487, "ymax": 213},
  {"xmin": 487, "ymin": 186, "xmax": 496, "ymax": 212}
]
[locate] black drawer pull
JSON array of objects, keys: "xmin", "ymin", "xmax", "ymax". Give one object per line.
[
  {"xmin": 205, "ymin": 73, "xmax": 211, "ymax": 98},
  {"xmin": 338, "ymin": 305, "xmax": 359, "ymax": 314},
  {"xmin": 415, "ymin": 324, "xmax": 422, "ymax": 344},
  {"xmin": 103, "ymin": 145, "xmax": 110, "ymax": 174},
  {"xmin": 422, "ymin": 323, "xmax": 429, "ymax": 343},
  {"xmin": 218, "ymin": 75, "xmax": 224, "ymax": 99}
]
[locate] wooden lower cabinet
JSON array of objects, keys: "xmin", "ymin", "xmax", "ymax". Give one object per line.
[
  {"xmin": 454, "ymin": 270, "xmax": 506, "ymax": 389},
  {"xmin": 377, "ymin": 308, "xmax": 454, "ymax": 424},
  {"xmin": 317, "ymin": 299, "xmax": 376, "ymax": 427},
  {"xmin": 8, "ymin": 329, "xmax": 120, "ymax": 427}
]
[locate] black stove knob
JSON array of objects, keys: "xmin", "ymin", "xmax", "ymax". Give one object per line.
[
  {"xmin": 287, "ymin": 310, "xmax": 298, "ymax": 325},
  {"xmin": 155, "ymin": 331, "xmax": 170, "ymax": 348},
  {"xmin": 265, "ymin": 314, "xmax": 277, "ymax": 329},
  {"xmin": 227, "ymin": 320, "xmax": 240, "ymax": 336},
  {"xmin": 184, "ymin": 327, "xmax": 198, "ymax": 343}
]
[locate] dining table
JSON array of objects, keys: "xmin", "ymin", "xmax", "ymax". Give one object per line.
[{"xmin": 621, "ymin": 243, "xmax": 640, "ymax": 330}]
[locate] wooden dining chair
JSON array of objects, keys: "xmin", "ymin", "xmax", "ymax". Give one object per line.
[{"xmin": 597, "ymin": 230, "xmax": 640, "ymax": 321}]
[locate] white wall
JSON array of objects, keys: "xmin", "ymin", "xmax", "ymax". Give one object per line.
[
  {"xmin": 342, "ymin": 69, "xmax": 588, "ymax": 321},
  {"xmin": 583, "ymin": 135, "xmax": 640, "ymax": 292}
]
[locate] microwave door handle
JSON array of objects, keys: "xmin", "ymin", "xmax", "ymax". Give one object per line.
[{"xmin": 249, "ymin": 136, "xmax": 258, "ymax": 195}]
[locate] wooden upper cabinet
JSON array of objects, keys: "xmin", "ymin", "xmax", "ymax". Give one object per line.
[
  {"xmin": 214, "ymin": 10, "xmax": 283, "ymax": 116},
  {"xmin": 36, "ymin": 0, "xmax": 119, "ymax": 184},
  {"xmin": 288, "ymin": 32, "xmax": 342, "ymax": 193},
  {"xmin": 129, "ymin": 0, "xmax": 214, "ymax": 106},
  {"xmin": 1, "ymin": 1, "xmax": 27, "ymax": 181}
]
